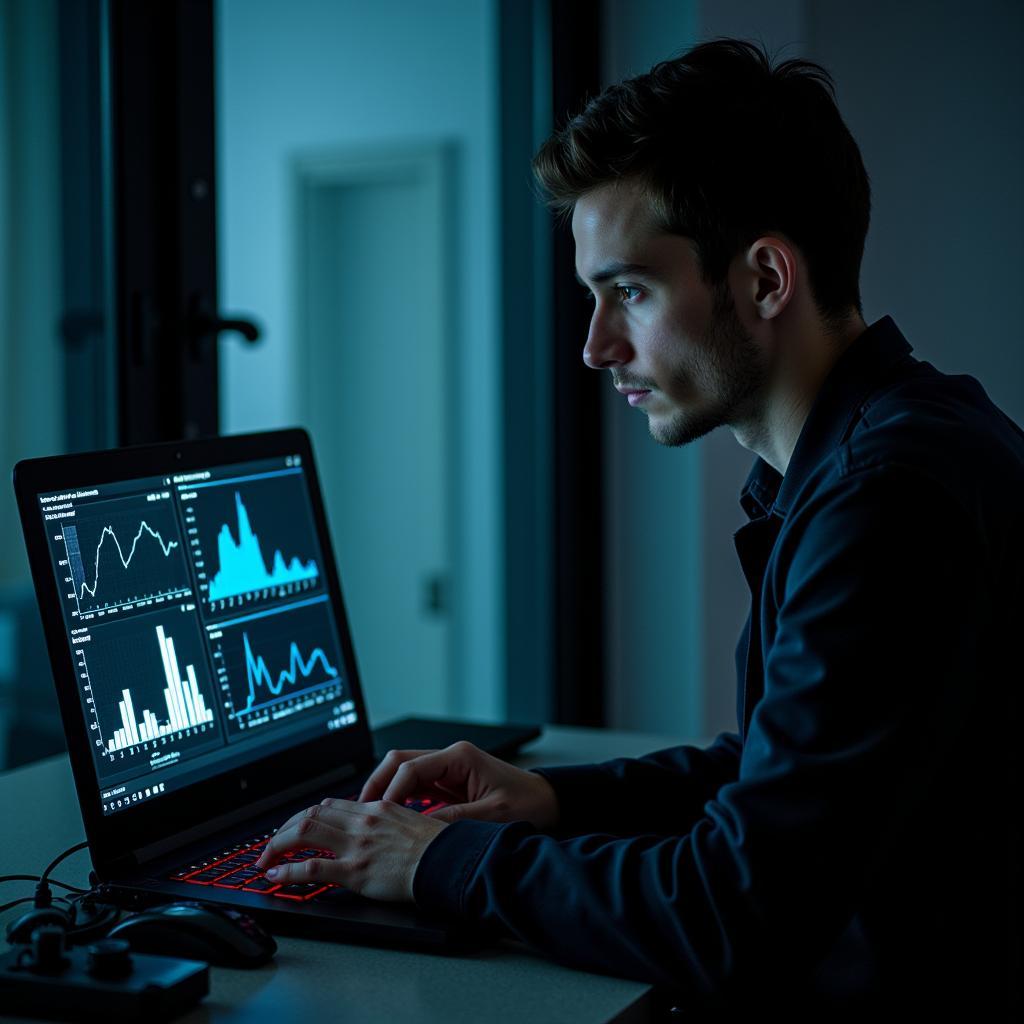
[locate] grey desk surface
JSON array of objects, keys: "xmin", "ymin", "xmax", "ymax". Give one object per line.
[{"xmin": 0, "ymin": 724, "xmax": 712, "ymax": 1024}]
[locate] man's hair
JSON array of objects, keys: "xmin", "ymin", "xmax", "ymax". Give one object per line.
[{"xmin": 532, "ymin": 38, "xmax": 871, "ymax": 335}]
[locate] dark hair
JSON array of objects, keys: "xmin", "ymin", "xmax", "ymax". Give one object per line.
[{"xmin": 532, "ymin": 38, "xmax": 871, "ymax": 334}]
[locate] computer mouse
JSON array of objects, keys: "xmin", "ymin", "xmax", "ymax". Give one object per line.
[{"xmin": 107, "ymin": 900, "xmax": 277, "ymax": 967}]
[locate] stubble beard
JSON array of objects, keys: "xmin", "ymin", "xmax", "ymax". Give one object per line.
[{"xmin": 648, "ymin": 284, "xmax": 768, "ymax": 448}]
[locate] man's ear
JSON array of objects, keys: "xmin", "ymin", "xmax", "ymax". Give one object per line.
[{"xmin": 744, "ymin": 235, "xmax": 797, "ymax": 320}]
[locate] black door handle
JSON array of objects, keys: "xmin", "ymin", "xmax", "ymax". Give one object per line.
[
  {"xmin": 193, "ymin": 313, "xmax": 260, "ymax": 344},
  {"xmin": 186, "ymin": 296, "xmax": 261, "ymax": 359}
]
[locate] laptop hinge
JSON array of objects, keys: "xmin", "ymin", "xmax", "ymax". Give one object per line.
[{"xmin": 126, "ymin": 763, "xmax": 360, "ymax": 870}]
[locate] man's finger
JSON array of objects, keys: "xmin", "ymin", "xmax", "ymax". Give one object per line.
[
  {"xmin": 426, "ymin": 802, "xmax": 467, "ymax": 824},
  {"xmin": 275, "ymin": 803, "xmax": 325, "ymax": 836},
  {"xmin": 256, "ymin": 812, "xmax": 345, "ymax": 868},
  {"xmin": 264, "ymin": 855, "xmax": 339, "ymax": 887},
  {"xmin": 380, "ymin": 746, "xmax": 472, "ymax": 805},
  {"xmin": 359, "ymin": 749, "xmax": 432, "ymax": 802},
  {"xmin": 428, "ymin": 798, "xmax": 505, "ymax": 824}
]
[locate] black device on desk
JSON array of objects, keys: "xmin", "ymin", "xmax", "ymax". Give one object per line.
[
  {"xmin": 12, "ymin": 429, "xmax": 539, "ymax": 949},
  {"xmin": 0, "ymin": 927, "xmax": 209, "ymax": 1022},
  {"xmin": 108, "ymin": 901, "xmax": 276, "ymax": 967}
]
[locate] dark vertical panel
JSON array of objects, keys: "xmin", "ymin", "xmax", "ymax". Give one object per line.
[
  {"xmin": 58, "ymin": 0, "xmax": 113, "ymax": 453},
  {"xmin": 549, "ymin": 0, "xmax": 605, "ymax": 726},
  {"xmin": 175, "ymin": 0, "xmax": 220, "ymax": 440},
  {"xmin": 108, "ymin": 0, "xmax": 219, "ymax": 444},
  {"xmin": 499, "ymin": 0, "xmax": 554, "ymax": 723}
]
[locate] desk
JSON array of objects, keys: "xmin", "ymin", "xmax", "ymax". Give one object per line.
[{"xmin": 0, "ymin": 724, "xmax": 711, "ymax": 1023}]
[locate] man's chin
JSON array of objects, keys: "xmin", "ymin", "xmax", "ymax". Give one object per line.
[{"xmin": 648, "ymin": 408, "xmax": 722, "ymax": 448}]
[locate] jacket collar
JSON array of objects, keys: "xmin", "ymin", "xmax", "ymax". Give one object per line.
[{"xmin": 738, "ymin": 315, "xmax": 914, "ymax": 521}]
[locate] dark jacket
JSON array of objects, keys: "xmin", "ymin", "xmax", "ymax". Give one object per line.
[{"xmin": 414, "ymin": 315, "xmax": 1023, "ymax": 1017}]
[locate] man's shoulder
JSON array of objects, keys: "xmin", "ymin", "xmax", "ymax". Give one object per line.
[
  {"xmin": 855, "ymin": 360, "xmax": 1023, "ymax": 454},
  {"xmin": 795, "ymin": 363, "xmax": 1024, "ymax": 519}
]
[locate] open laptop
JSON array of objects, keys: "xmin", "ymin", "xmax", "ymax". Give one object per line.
[{"xmin": 13, "ymin": 428, "xmax": 539, "ymax": 948}]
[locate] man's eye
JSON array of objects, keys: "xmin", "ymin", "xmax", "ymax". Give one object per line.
[{"xmin": 616, "ymin": 285, "xmax": 642, "ymax": 303}]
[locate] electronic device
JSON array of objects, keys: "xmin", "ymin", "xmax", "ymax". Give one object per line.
[
  {"xmin": 107, "ymin": 900, "xmax": 276, "ymax": 967},
  {"xmin": 0, "ymin": 927, "xmax": 208, "ymax": 1021},
  {"xmin": 6, "ymin": 890, "xmax": 121, "ymax": 947},
  {"xmin": 13, "ymin": 428, "xmax": 539, "ymax": 948}
]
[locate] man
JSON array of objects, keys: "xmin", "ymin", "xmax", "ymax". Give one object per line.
[{"xmin": 256, "ymin": 39, "xmax": 1022, "ymax": 1015}]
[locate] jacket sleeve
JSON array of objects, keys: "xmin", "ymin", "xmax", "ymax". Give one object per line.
[
  {"xmin": 412, "ymin": 465, "xmax": 984, "ymax": 1001},
  {"xmin": 528, "ymin": 730, "xmax": 742, "ymax": 837}
]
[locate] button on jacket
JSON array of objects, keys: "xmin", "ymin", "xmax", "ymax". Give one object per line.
[{"xmin": 413, "ymin": 315, "xmax": 1023, "ymax": 1016}]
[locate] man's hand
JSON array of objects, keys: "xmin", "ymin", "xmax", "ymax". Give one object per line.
[
  {"xmin": 254, "ymin": 799, "xmax": 448, "ymax": 902},
  {"xmin": 359, "ymin": 740, "xmax": 560, "ymax": 829}
]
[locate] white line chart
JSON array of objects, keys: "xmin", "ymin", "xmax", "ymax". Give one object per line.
[
  {"xmin": 62, "ymin": 500, "xmax": 193, "ymax": 617},
  {"xmin": 77, "ymin": 521, "xmax": 179, "ymax": 599}
]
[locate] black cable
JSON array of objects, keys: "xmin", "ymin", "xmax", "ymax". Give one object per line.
[
  {"xmin": 1, "ymin": 841, "xmax": 93, "ymax": 923},
  {"xmin": 0, "ymin": 896, "xmax": 36, "ymax": 915},
  {"xmin": 0, "ymin": 894, "xmax": 73, "ymax": 915},
  {"xmin": 42, "ymin": 841, "xmax": 89, "ymax": 883},
  {"xmin": 0, "ymin": 875, "xmax": 89, "ymax": 895}
]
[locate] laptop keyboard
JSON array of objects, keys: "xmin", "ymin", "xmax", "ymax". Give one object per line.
[{"xmin": 168, "ymin": 796, "xmax": 447, "ymax": 902}]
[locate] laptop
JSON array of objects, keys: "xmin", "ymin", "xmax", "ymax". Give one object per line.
[{"xmin": 13, "ymin": 427, "xmax": 539, "ymax": 948}]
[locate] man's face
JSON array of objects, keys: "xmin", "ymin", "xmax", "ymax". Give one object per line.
[{"xmin": 572, "ymin": 181, "xmax": 769, "ymax": 447}]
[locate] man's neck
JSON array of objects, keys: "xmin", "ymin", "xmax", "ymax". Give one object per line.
[{"xmin": 733, "ymin": 314, "xmax": 867, "ymax": 477}]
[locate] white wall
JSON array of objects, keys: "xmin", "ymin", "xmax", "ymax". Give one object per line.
[{"xmin": 216, "ymin": 0, "xmax": 504, "ymax": 721}]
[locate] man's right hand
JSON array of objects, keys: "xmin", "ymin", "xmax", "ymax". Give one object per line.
[{"xmin": 358, "ymin": 741, "xmax": 560, "ymax": 830}]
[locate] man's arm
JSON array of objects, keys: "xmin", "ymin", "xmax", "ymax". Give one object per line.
[
  {"xmin": 412, "ymin": 465, "xmax": 986, "ymax": 1001},
  {"xmin": 529, "ymin": 730, "xmax": 742, "ymax": 837}
]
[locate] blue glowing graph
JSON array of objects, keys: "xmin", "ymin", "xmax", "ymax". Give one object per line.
[
  {"xmin": 208, "ymin": 492, "xmax": 319, "ymax": 601},
  {"xmin": 241, "ymin": 630, "xmax": 338, "ymax": 711}
]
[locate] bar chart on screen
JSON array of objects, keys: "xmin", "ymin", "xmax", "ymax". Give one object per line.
[
  {"xmin": 100, "ymin": 623, "xmax": 215, "ymax": 752},
  {"xmin": 79, "ymin": 609, "xmax": 224, "ymax": 781}
]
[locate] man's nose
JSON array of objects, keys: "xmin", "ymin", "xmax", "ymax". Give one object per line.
[{"xmin": 582, "ymin": 307, "xmax": 633, "ymax": 369}]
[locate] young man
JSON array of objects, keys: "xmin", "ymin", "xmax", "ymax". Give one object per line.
[{"xmin": 256, "ymin": 39, "xmax": 1022, "ymax": 1016}]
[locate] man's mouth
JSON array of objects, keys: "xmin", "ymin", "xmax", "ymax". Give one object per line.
[{"xmin": 615, "ymin": 386, "xmax": 652, "ymax": 406}]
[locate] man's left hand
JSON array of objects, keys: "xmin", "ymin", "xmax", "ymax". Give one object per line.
[{"xmin": 254, "ymin": 799, "xmax": 449, "ymax": 902}]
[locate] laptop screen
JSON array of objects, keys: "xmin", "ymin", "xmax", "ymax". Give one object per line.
[{"xmin": 33, "ymin": 449, "xmax": 359, "ymax": 817}]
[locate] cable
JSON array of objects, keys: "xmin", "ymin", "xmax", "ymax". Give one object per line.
[
  {"xmin": 0, "ymin": 896, "xmax": 36, "ymax": 915},
  {"xmin": 0, "ymin": 894, "xmax": 74, "ymax": 916},
  {"xmin": 42, "ymin": 841, "xmax": 89, "ymax": 883},
  {"xmin": 0, "ymin": 875, "xmax": 89, "ymax": 895},
  {"xmin": 2, "ymin": 842, "xmax": 122, "ymax": 946},
  {"xmin": 1, "ymin": 841, "xmax": 93, "ymax": 934}
]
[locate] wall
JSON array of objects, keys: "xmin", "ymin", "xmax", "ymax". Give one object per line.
[
  {"xmin": 807, "ymin": 0, "xmax": 1024, "ymax": 426},
  {"xmin": 0, "ymin": 0, "xmax": 63, "ymax": 585},
  {"xmin": 0, "ymin": 0, "xmax": 67, "ymax": 769},
  {"xmin": 215, "ymin": 0, "xmax": 504, "ymax": 722}
]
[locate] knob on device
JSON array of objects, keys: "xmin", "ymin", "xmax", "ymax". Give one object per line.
[
  {"xmin": 87, "ymin": 939, "xmax": 133, "ymax": 979},
  {"xmin": 21, "ymin": 925, "xmax": 70, "ymax": 974}
]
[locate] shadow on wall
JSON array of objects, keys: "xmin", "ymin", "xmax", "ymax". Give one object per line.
[{"xmin": 0, "ymin": 582, "xmax": 65, "ymax": 770}]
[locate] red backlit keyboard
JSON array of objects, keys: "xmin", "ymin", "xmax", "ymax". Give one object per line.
[{"xmin": 167, "ymin": 795, "xmax": 447, "ymax": 901}]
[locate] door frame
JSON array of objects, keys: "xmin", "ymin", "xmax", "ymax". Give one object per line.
[{"xmin": 291, "ymin": 141, "xmax": 461, "ymax": 720}]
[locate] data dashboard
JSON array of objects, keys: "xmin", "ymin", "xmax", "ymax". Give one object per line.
[{"xmin": 36, "ymin": 454, "xmax": 358, "ymax": 815}]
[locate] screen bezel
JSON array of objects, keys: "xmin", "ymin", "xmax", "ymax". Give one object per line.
[{"xmin": 13, "ymin": 427, "xmax": 376, "ymax": 874}]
